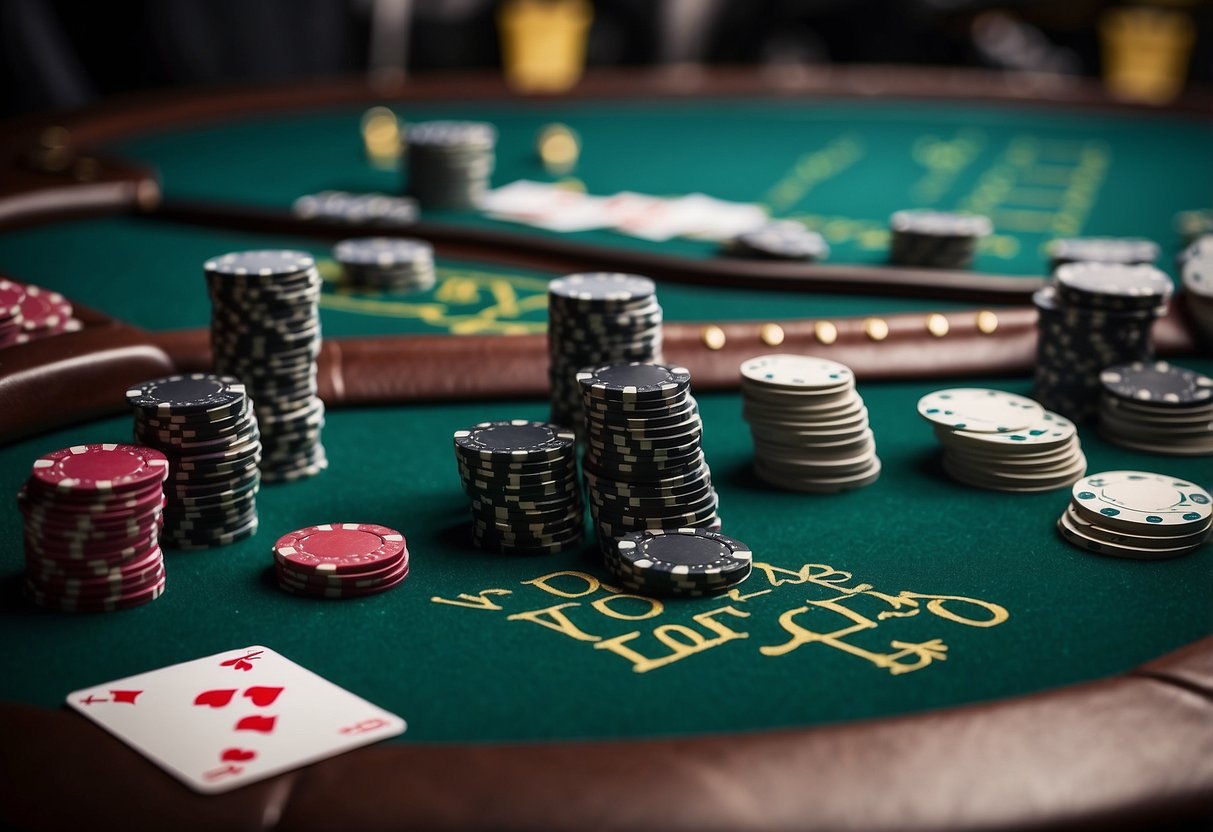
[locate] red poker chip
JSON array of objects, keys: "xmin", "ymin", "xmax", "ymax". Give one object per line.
[
  {"xmin": 24, "ymin": 525, "xmax": 161, "ymax": 560},
  {"xmin": 276, "ymin": 550, "xmax": 409, "ymax": 588},
  {"xmin": 272, "ymin": 523, "xmax": 406, "ymax": 575},
  {"xmin": 16, "ymin": 285, "xmax": 72, "ymax": 332},
  {"xmin": 0, "ymin": 278, "xmax": 26, "ymax": 319},
  {"xmin": 26, "ymin": 574, "xmax": 166, "ymax": 613},
  {"xmin": 24, "ymin": 514, "xmax": 163, "ymax": 545},
  {"xmin": 27, "ymin": 545, "xmax": 164, "ymax": 583},
  {"xmin": 22, "ymin": 500, "xmax": 165, "ymax": 532},
  {"xmin": 29, "ymin": 563, "xmax": 166, "ymax": 600},
  {"xmin": 31, "ymin": 444, "xmax": 169, "ymax": 495},
  {"xmin": 276, "ymin": 563, "xmax": 409, "ymax": 599},
  {"xmin": 19, "ymin": 480, "xmax": 166, "ymax": 511}
]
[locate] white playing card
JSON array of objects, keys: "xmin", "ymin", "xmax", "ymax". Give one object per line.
[{"xmin": 66, "ymin": 645, "xmax": 406, "ymax": 794}]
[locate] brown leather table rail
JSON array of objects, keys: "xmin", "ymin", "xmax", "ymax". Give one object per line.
[{"xmin": 2, "ymin": 66, "xmax": 1212, "ymax": 832}]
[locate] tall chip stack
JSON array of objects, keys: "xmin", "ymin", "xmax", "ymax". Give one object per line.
[
  {"xmin": 1032, "ymin": 262, "xmax": 1173, "ymax": 422},
  {"xmin": 18, "ymin": 443, "xmax": 169, "ymax": 612},
  {"xmin": 740, "ymin": 355, "xmax": 881, "ymax": 492},
  {"xmin": 406, "ymin": 121, "xmax": 496, "ymax": 211},
  {"xmin": 204, "ymin": 250, "xmax": 327, "ymax": 483},
  {"xmin": 334, "ymin": 237, "xmax": 436, "ymax": 293},
  {"xmin": 547, "ymin": 273, "xmax": 663, "ymax": 432},
  {"xmin": 577, "ymin": 362, "xmax": 720, "ymax": 552},
  {"xmin": 888, "ymin": 210, "xmax": 992, "ymax": 269},
  {"xmin": 128, "ymin": 374, "xmax": 263, "ymax": 548}
]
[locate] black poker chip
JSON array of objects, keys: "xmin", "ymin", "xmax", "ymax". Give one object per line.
[
  {"xmin": 728, "ymin": 221, "xmax": 829, "ymax": 261},
  {"xmin": 577, "ymin": 362, "xmax": 691, "ymax": 403},
  {"xmin": 1100, "ymin": 362, "xmax": 1213, "ymax": 408}
]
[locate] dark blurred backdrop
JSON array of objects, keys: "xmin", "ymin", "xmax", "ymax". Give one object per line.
[{"xmin": 2, "ymin": 0, "xmax": 1209, "ymax": 116}]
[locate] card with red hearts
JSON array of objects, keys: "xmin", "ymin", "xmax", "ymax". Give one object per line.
[{"xmin": 65, "ymin": 645, "xmax": 406, "ymax": 793}]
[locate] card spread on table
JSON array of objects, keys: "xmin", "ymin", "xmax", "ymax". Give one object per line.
[{"xmin": 66, "ymin": 645, "xmax": 406, "ymax": 794}]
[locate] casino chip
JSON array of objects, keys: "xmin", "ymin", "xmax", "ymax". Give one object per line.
[
  {"xmin": 1097, "ymin": 362, "xmax": 1213, "ymax": 456},
  {"xmin": 1181, "ymin": 236, "xmax": 1213, "ymax": 348},
  {"xmin": 453, "ymin": 420, "xmax": 583, "ymax": 554},
  {"xmin": 919, "ymin": 389, "xmax": 1086, "ymax": 492},
  {"xmin": 726, "ymin": 221, "xmax": 829, "ymax": 262},
  {"xmin": 18, "ymin": 443, "xmax": 169, "ymax": 612},
  {"xmin": 273, "ymin": 523, "xmax": 410, "ymax": 598},
  {"xmin": 204, "ymin": 250, "xmax": 327, "ymax": 483},
  {"xmin": 604, "ymin": 528, "xmax": 752, "ymax": 597},
  {"xmin": 333, "ymin": 237, "xmax": 435, "ymax": 293},
  {"xmin": 8, "ymin": 283, "xmax": 81, "ymax": 345},
  {"xmin": 888, "ymin": 210, "xmax": 991, "ymax": 270},
  {"xmin": 127, "ymin": 374, "xmax": 263, "ymax": 548},
  {"xmin": 741, "ymin": 355, "xmax": 880, "ymax": 493},
  {"xmin": 1056, "ymin": 471, "xmax": 1211, "ymax": 559},
  {"xmin": 547, "ymin": 273, "xmax": 663, "ymax": 431},
  {"xmin": 1046, "ymin": 237, "xmax": 1159, "ymax": 271},
  {"xmin": 1032, "ymin": 259, "xmax": 1172, "ymax": 423},
  {"xmin": 293, "ymin": 191, "xmax": 418, "ymax": 227},
  {"xmin": 406, "ymin": 121, "xmax": 497, "ymax": 211},
  {"xmin": 578, "ymin": 362, "xmax": 721, "ymax": 549}
]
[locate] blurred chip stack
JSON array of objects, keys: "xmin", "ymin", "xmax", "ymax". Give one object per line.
[
  {"xmin": 726, "ymin": 221, "xmax": 829, "ymax": 261},
  {"xmin": 205, "ymin": 250, "xmax": 327, "ymax": 483},
  {"xmin": 547, "ymin": 273, "xmax": 663, "ymax": 432},
  {"xmin": 888, "ymin": 210, "xmax": 991, "ymax": 269},
  {"xmin": 1097, "ymin": 361, "xmax": 1213, "ymax": 456},
  {"xmin": 1180, "ymin": 236, "xmax": 1213, "ymax": 346},
  {"xmin": 577, "ymin": 362, "xmax": 720, "ymax": 552},
  {"xmin": 406, "ymin": 121, "xmax": 496, "ymax": 211},
  {"xmin": 1047, "ymin": 237, "xmax": 1159, "ymax": 271},
  {"xmin": 1032, "ymin": 262, "xmax": 1172, "ymax": 422},
  {"xmin": 334, "ymin": 237, "xmax": 436, "ymax": 293}
]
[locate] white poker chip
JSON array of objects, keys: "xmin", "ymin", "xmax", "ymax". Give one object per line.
[
  {"xmin": 917, "ymin": 388, "xmax": 1044, "ymax": 433},
  {"xmin": 740, "ymin": 354, "xmax": 854, "ymax": 392},
  {"xmin": 1071, "ymin": 471, "xmax": 1212, "ymax": 535},
  {"xmin": 941, "ymin": 409, "xmax": 1076, "ymax": 450}
]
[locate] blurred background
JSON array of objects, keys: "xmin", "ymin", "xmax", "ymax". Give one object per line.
[{"xmin": 1, "ymin": 0, "xmax": 1209, "ymax": 116}]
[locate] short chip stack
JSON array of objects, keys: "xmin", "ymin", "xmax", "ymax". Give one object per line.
[
  {"xmin": 15, "ymin": 284, "xmax": 80, "ymax": 344},
  {"xmin": 273, "ymin": 523, "xmax": 410, "ymax": 599},
  {"xmin": 740, "ymin": 354, "xmax": 881, "ymax": 492},
  {"xmin": 406, "ymin": 120, "xmax": 496, "ymax": 211},
  {"xmin": 888, "ymin": 210, "xmax": 991, "ymax": 269},
  {"xmin": 604, "ymin": 528, "xmax": 752, "ymax": 598},
  {"xmin": 128, "ymin": 374, "xmax": 262, "ymax": 549},
  {"xmin": 1097, "ymin": 361, "xmax": 1213, "ymax": 456},
  {"xmin": 18, "ymin": 443, "xmax": 169, "ymax": 612},
  {"xmin": 547, "ymin": 273, "xmax": 663, "ymax": 431},
  {"xmin": 205, "ymin": 250, "xmax": 327, "ymax": 483},
  {"xmin": 454, "ymin": 420, "xmax": 583, "ymax": 554},
  {"xmin": 1181, "ymin": 236, "xmax": 1213, "ymax": 346},
  {"xmin": 726, "ymin": 221, "xmax": 829, "ymax": 261},
  {"xmin": 578, "ymin": 362, "xmax": 720, "ymax": 550},
  {"xmin": 1057, "ymin": 470, "xmax": 1211, "ymax": 559},
  {"xmin": 293, "ymin": 191, "xmax": 419, "ymax": 227},
  {"xmin": 919, "ymin": 388, "xmax": 1086, "ymax": 492},
  {"xmin": 334, "ymin": 237, "xmax": 436, "ymax": 293},
  {"xmin": 1032, "ymin": 262, "xmax": 1173, "ymax": 422},
  {"xmin": 1046, "ymin": 237, "xmax": 1159, "ymax": 271}
]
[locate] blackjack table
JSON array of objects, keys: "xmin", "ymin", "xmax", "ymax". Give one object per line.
[{"xmin": 0, "ymin": 68, "xmax": 1211, "ymax": 831}]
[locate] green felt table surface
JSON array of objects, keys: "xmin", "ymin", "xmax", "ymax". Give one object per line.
[{"xmin": 0, "ymin": 92, "xmax": 1210, "ymax": 745}]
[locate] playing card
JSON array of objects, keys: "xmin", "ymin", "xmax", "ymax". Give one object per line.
[{"xmin": 66, "ymin": 646, "xmax": 406, "ymax": 794}]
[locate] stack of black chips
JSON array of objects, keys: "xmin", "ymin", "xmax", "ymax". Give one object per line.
[
  {"xmin": 204, "ymin": 250, "xmax": 327, "ymax": 483},
  {"xmin": 1033, "ymin": 262, "xmax": 1173, "ymax": 422},
  {"xmin": 1046, "ymin": 237, "xmax": 1159, "ymax": 271},
  {"xmin": 547, "ymin": 273, "xmax": 663, "ymax": 432},
  {"xmin": 406, "ymin": 121, "xmax": 496, "ymax": 211},
  {"xmin": 127, "ymin": 374, "xmax": 262, "ymax": 549},
  {"xmin": 453, "ymin": 420, "xmax": 584, "ymax": 555},
  {"xmin": 334, "ymin": 237, "xmax": 436, "ymax": 293},
  {"xmin": 577, "ymin": 362, "xmax": 720, "ymax": 551},
  {"xmin": 888, "ymin": 210, "xmax": 991, "ymax": 269},
  {"xmin": 725, "ymin": 221, "xmax": 829, "ymax": 261}
]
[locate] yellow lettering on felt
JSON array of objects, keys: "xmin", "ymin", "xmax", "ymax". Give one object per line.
[
  {"xmin": 428, "ymin": 589, "xmax": 512, "ymax": 610},
  {"xmin": 591, "ymin": 593, "xmax": 663, "ymax": 621},
  {"xmin": 764, "ymin": 136, "xmax": 864, "ymax": 212},
  {"xmin": 594, "ymin": 606, "xmax": 751, "ymax": 673},
  {"xmin": 507, "ymin": 602, "xmax": 601, "ymax": 642},
  {"xmin": 524, "ymin": 570, "xmax": 602, "ymax": 598}
]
